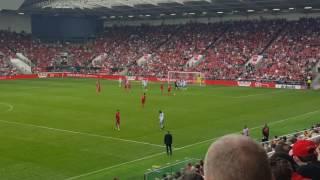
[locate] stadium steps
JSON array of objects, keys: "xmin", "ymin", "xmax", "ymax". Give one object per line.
[
  {"xmin": 125, "ymin": 25, "xmax": 185, "ymax": 70},
  {"xmin": 204, "ymin": 26, "xmax": 230, "ymax": 52},
  {"xmin": 16, "ymin": 53, "xmax": 35, "ymax": 67},
  {"xmin": 312, "ymin": 61, "xmax": 320, "ymax": 89},
  {"xmin": 312, "ymin": 74, "xmax": 320, "ymax": 90},
  {"xmin": 198, "ymin": 26, "xmax": 230, "ymax": 59},
  {"xmin": 185, "ymin": 26, "xmax": 230, "ymax": 70},
  {"xmin": 152, "ymin": 25, "xmax": 185, "ymax": 52},
  {"xmin": 236, "ymin": 22, "xmax": 289, "ymax": 79},
  {"xmin": 183, "ymin": 26, "xmax": 230, "ymax": 70},
  {"xmin": 259, "ymin": 22, "xmax": 289, "ymax": 55},
  {"xmin": 10, "ymin": 58, "xmax": 32, "ymax": 74}
]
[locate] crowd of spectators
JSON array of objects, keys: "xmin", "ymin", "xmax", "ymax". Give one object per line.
[
  {"xmin": 0, "ymin": 30, "xmax": 97, "ymax": 72},
  {"xmin": 101, "ymin": 25, "xmax": 178, "ymax": 75},
  {"xmin": 159, "ymin": 160, "xmax": 204, "ymax": 180},
  {"xmin": 262, "ymin": 123, "xmax": 320, "ymax": 154},
  {"xmin": 141, "ymin": 23, "xmax": 227, "ymax": 78},
  {"xmin": 195, "ymin": 20, "xmax": 287, "ymax": 80},
  {"xmin": 157, "ymin": 123, "xmax": 320, "ymax": 180},
  {"xmin": 0, "ymin": 18, "xmax": 320, "ymax": 83},
  {"xmin": 0, "ymin": 52, "xmax": 14, "ymax": 76},
  {"xmin": 243, "ymin": 18, "xmax": 320, "ymax": 82}
]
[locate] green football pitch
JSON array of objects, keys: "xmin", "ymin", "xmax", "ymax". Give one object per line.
[{"xmin": 0, "ymin": 78, "xmax": 319, "ymax": 180}]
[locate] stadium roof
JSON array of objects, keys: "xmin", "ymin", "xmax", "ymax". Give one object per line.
[
  {"xmin": 17, "ymin": 0, "xmax": 320, "ymax": 18},
  {"xmin": 0, "ymin": 0, "xmax": 25, "ymax": 10}
]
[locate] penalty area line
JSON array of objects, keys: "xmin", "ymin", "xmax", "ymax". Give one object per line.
[
  {"xmin": 0, "ymin": 119, "xmax": 164, "ymax": 148},
  {"xmin": 66, "ymin": 108, "xmax": 320, "ymax": 179}
]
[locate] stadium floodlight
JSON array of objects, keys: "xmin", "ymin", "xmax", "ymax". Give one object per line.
[
  {"xmin": 145, "ymin": 14, "xmax": 151, "ymax": 17},
  {"xmin": 247, "ymin": 9, "xmax": 255, "ymax": 12},
  {"xmin": 289, "ymin": 7, "xmax": 295, "ymax": 10},
  {"xmin": 128, "ymin": 15, "xmax": 134, "ymax": 18},
  {"xmin": 110, "ymin": 16, "xmax": 116, "ymax": 19},
  {"xmin": 188, "ymin": 12, "xmax": 195, "ymax": 15},
  {"xmin": 217, "ymin": 11, "xmax": 224, "ymax": 14},
  {"xmin": 18, "ymin": 12, "xmax": 24, "ymax": 15},
  {"xmin": 304, "ymin": 6, "xmax": 312, "ymax": 10},
  {"xmin": 170, "ymin": 13, "xmax": 176, "ymax": 16},
  {"xmin": 272, "ymin": 8, "xmax": 280, "ymax": 11}
]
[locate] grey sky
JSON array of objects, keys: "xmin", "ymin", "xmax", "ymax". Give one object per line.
[{"xmin": 0, "ymin": 0, "xmax": 25, "ymax": 10}]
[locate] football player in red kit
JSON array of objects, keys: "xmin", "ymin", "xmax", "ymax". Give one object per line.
[
  {"xmin": 141, "ymin": 93, "xmax": 146, "ymax": 108},
  {"xmin": 115, "ymin": 110, "xmax": 120, "ymax": 131},
  {"xmin": 168, "ymin": 84, "xmax": 172, "ymax": 95},
  {"xmin": 160, "ymin": 83, "xmax": 164, "ymax": 95},
  {"xmin": 96, "ymin": 79, "xmax": 101, "ymax": 93}
]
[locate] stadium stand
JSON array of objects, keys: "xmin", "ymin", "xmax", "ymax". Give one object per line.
[
  {"xmin": 194, "ymin": 19, "xmax": 287, "ymax": 80},
  {"xmin": 0, "ymin": 18, "xmax": 320, "ymax": 84},
  {"xmin": 263, "ymin": 123, "xmax": 320, "ymax": 154},
  {"xmin": 243, "ymin": 18, "xmax": 320, "ymax": 82},
  {"xmin": 149, "ymin": 124, "xmax": 320, "ymax": 180},
  {"xmin": 2, "ymin": 1, "xmax": 320, "ymax": 179},
  {"xmin": 0, "ymin": 54, "xmax": 13, "ymax": 76},
  {"xmin": 150, "ymin": 159, "xmax": 204, "ymax": 180}
]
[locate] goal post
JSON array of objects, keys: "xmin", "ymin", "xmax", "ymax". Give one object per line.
[{"xmin": 167, "ymin": 71, "xmax": 205, "ymax": 86}]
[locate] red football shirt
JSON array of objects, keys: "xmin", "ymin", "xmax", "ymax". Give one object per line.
[{"xmin": 116, "ymin": 112, "xmax": 120, "ymax": 122}]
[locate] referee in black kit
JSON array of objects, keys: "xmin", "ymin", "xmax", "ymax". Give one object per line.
[{"xmin": 164, "ymin": 131, "xmax": 173, "ymax": 155}]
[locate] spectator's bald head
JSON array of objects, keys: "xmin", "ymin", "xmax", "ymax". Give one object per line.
[{"xmin": 204, "ymin": 134, "xmax": 272, "ymax": 180}]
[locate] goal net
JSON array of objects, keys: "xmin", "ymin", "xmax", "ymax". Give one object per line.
[{"xmin": 167, "ymin": 71, "xmax": 205, "ymax": 86}]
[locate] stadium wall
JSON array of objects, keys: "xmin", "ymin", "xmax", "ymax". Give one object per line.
[
  {"xmin": 0, "ymin": 73, "xmax": 305, "ymax": 89},
  {"xmin": 0, "ymin": 73, "xmax": 281, "ymax": 89},
  {"xmin": 104, "ymin": 12, "xmax": 320, "ymax": 27},
  {"xmin": 0, "ymin": 13, "xmax": 31, "ymax": 33},
  {"xmin": 31, "ymin": 15, "xmax": 103, "ymax": 40}
]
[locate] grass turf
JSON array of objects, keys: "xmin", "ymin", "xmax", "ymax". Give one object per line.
[{"xmin": 0, "ymin": 78, "xmax": 319, "ymax": 179}]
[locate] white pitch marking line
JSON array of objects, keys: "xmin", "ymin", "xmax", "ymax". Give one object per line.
[
  {"xmin": 65, "ymin": 152, "xmax": 166, "ymax": 180},
  {"xmin": 176, "ymin": 108, "xmax": 320, "ymax": 150},
  {"xmin": 231, "ymin": 90, "xmax": 285, "ymax": 98},
  {"xmin": 65, "ymin": 108, "xmax": 320, "ymax": 179},
  {"xmin": 203, "ymin": 89, "xmax": 286, "ymax": 99},
  {"xmin": 0, "ymin": 120, "xmax": 164, "ymax": 148},
  {"xmin": 0, "ymin": 102, "xmax": 14, "ymax": 112}
]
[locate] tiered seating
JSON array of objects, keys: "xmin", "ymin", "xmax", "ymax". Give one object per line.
[
  {"xmin": 0, "ymin": 54, "xmax": 13, "ymax": 76},
  {"xmin": 195, "ymin": 20, "xmax": 286, "ymax": 80},
  {"xmin": 244, "ymin": 18, "xmax": 320, "ymax": 82},
  {"xmin": 160, "ymin": 160, "xmax": 204, "ymax": 180},
  {"xmin": 158, "ymin": 123, "xmax": 320, "ymax": 180},
  {"xmin": 262, "ymin": 123, "xmax": 320, "ymax": 154},
  {"xmin": 146, "ymin": 23, "xmax": 226, "ymax": 77},
  {"xmin": 0, "ymin": 18, "xmax": 319, "ymax": 83},
  {"xmin": 101, "ymin": 25, "xmax": 178, "ymax": 75}
]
